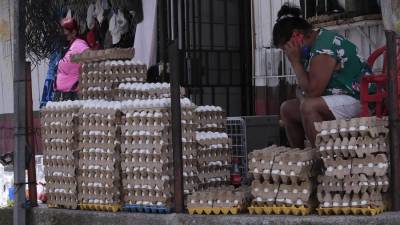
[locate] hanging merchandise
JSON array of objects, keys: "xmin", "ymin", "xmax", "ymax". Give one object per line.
[
  {"xmin": 95, "ymin": 0, "xmax": 105, "ymax": 25},
  {"xmin": 101, "ymin": 0, "xmax": 110, "ymax": 11},
  {"xmin": 109, "ymin": 9, "xmax": 129, "ymax": 45},
  {"xmin": 86, "ymin": 3, "xmax": 96, "ymax": 30},
  {"xmin": 66, "ymin": 9, "xmax": 72, "ymax": 18},
  {"xmin": 134, "ymin": 0, "xmax": 157, "ymax": 67}
]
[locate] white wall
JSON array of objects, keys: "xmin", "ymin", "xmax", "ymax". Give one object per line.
[
  {"xmin": 252, "ymin": 0, "xmax": 386, "ymax": 88},
  {"xmin": 0, "ymin": 0, "xmax": 48, "ymax": 114}
]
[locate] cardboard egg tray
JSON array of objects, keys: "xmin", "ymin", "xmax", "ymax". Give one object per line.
[
  {"xmin": 71, "ymin": 47, "xmax": 134, "ymax": 63},
  {"xmin": 248, "ymin": 146, "xmax": 318, "ymax": 183},
  {"xmin": 115, "ymin": 83, "xmax": 186, "ymax": 101},
  {"xmin": 195, "ymin": 106, "xmax": 226, "ymax": 132},
  {"xmin": 187, "ymin": 187, "xmax": 250, "ymax": 215},
  {"xmin": 250, "ymin": 180, "xmax": 315, "ymax": 209},
  {"xmin": 196, "ymin": 132, "xmax": 232, "ymax": 189},
  {"xmin": 41, "ymin": 101, "xmax": 83, "ymax": 209},
  {"xmin": 317, "ymin": 191, "xmax": 386, "ymax": 210},
  {"xmin": 120, "ymin": 102, "xmax": 197, "ymax": 210},
  {"xmin": 248, "ymin": 146, "xmax": 318, "ymax": 215},
  {"xmin": 317, "ymin": 174, "xmax": 390, "ymax": 194},
  {"xmin": 315, "ymin": 117, "xmax": 390, "ymax": 215},
  {"xmin": 317, "ymin": 136, "xmax": 388, "ymax": 159},
  {"xmin": 77, "ymin": 103, "xmax": 123, "ymax": 208},
  {"xmin": 79, "ymin": 60, "xmax": 147, "ymax": 100},
  {"xmin": 322, "ymin": 154, "xmax": 389, "ymax": 179},
  {"xmin": 314, "ymin": 117, "xmax": 389, "ymax": 143}
]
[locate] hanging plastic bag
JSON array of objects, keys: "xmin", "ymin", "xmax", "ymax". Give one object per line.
[{"xmin": 380, "ymin": 0, "xmax": 400, "ymax": 34}]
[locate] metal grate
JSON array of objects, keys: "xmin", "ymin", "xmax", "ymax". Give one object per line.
[{"xmin": 226, "ymin": 117, "xmax": 248, "ymax": 183}]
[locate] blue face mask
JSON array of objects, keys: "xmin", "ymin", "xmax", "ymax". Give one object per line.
[{"xmin": 301, "ymin": 46, "xmax": 311, "ymax": 61}]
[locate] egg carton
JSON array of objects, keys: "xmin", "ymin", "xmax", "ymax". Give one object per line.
[
  {"xmin": 197, "ymin": 149, "xmax": 231, "ymax": 165},
  {"xmin": 322, "ymin": 153, "xmax": 389, "ymax": 178},
  {"xmin": 80, "ymin": 87, "xmax": 114, "ymax": 100},
  {"xmin": 123, "ymin": 191, "xmax": 174, "ymax": 209},
  {"xmin": 78, "ymin": 186, "xmax": 121, "ymax": 203},
  {"xmin": 251, "ymin": 180, "xmax": 314, "ymax": 207},
  {"xmin": 196, "ymin": 131, "xmax": 231, "ymax": 146},
  {"xmin": 122, "ymin": 174, "xmax": 173, "ymax": 188},
  {"xmin": 115, "ymin": 82, "xmax": 186, "ymax": 101},
  {"xmin": 249, "ymin": 146, "xmax": 317, "ymax": 183},
  {"xmin": 194, "ymin": 105, "xmax": 226, "ymax": 132},
  {"xmin": 317, "ymin": 191, "xmax": 385, "ymax": 210},
  {"xmin": 248, "ymin": 204, "xmax": 311, "ymax": 216},
  {"xmin": 47, "ymin": 193, "xmax": 78, "ymax": 209},
  {"xmin": 187, "ymin": 187, "xmax": 249, "ymax": 209},
  {"xmin": 314, "ymin": 117, "xmax": 389, "ymax": 142},
  {"xmin": 317, "ymin": 174, "xmax": 390, "ymax": 194},
  {"xmin": 317, "ymin": 136, "xmax": 388, "ymax": 159},
  {"xmin": 248, "ymin": 146, "xmax": 288, "ymax": 179},
  {"xmin": 71, "ymin": 48, "xmax": 134, "ymax": 63}
]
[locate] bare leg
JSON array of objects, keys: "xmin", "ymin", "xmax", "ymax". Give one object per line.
[
  {"xmin": 280, "ymin": 99, "xmax": 305, "ymax": 148},
  {"xmin": 300, "ymin": 97, "xmax": 335, "ymax": 147}
]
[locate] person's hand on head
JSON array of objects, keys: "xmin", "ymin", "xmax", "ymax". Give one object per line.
[{"xmin": 283, "ymin": 38, "xmax": 302, "ymax": 64}]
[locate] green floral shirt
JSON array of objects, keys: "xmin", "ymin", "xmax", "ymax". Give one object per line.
[{"xmin": 305, "ymin": 28, "xmax": 372, "ymax": 99}]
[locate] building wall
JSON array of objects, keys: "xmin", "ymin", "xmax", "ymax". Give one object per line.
[{"xmin": 252, "ymin": 0, "xmax": 386, "ymax": 115}]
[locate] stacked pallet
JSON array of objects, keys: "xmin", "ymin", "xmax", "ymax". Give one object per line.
[
  {"xmin": 187, "ymin": 186, "xmax": 250, "ymax": 215},
  {"xmin": 77, "ymin": 100, "xmax": 122, "ymax": 212},
  {"xmin": 195, "ymin": 106, "xmax": 226, "ymax": 132},
  {"xmin": 196, "ymin": 132, "xmax": 231, "ymax": 189},
  {"xmin": 120, "ymin": 98, "xmax": 197, "ymax": 212},
  {"xmin": 247, "ymin": 146, "xmax": 317, "ymax": 215},
  {"xmin": 315, "ymin": 117, "xmax": 390, "ymax": 215},
  {"xmin": 41, "ymin": 101, "xmax": 83, "ymax": 209},
  {"xmin": 78, "ymin": 48, "xmax": 147, "ymax": 100}
]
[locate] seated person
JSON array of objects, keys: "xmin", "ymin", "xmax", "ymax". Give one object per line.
[{"xmin": 274, "ymin": 4, "xmax": 371, "ymax": 148}]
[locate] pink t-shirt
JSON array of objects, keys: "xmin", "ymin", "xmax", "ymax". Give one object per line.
[{"xmin": 56, "ymin": 39, "xmax": 89, "ymax": 92}]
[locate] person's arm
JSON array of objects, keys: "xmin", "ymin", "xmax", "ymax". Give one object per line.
[{"xmin": 284, "ymin": 40, "xmax": 337, "ymax": 97}]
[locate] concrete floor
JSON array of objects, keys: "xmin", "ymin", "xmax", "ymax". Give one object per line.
[{"xmin": 1, "ymin": 207, "xmax": 400, "ymax": 225}]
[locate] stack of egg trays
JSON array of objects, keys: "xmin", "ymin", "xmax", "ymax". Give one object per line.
[
  {"xmin": 77, "ymin": 101, "xmax": 122, "ymax": 208},
  {"xmin": 248, "ymin": 146, "xmax": 317, "ymax": 211},
  {"xmin": 79, "ymin": 59, "xmax": 147, "ymax": 100},
  {"xmin": 120, "ymin": 102, "xmax": 175, "ymax": 209},
  {"xmin": 114, "ymin": 82, "xmax": 186, "ymax": 101},
  {"xmin": 181, "ymin": 106, "xmax": 200, "ymax": 195},
  {"xmin": 71, "ymin": 47, "xmax": 134, "ymax": 63},
  {"xmin": 196, "ymin": 132, "xmax": 232, "ymax": 190},
  {"xmin": 187, "ymin": 186, "xmax": 251, "ymax": 215},
  {"xmin": 195, "ymin": 106, "xmax": 227, "ymax": 132},
  {"xmin": 314, "ymin": 117, "xmax": 390, "ymax": 214},
  {"xmin": 41, "ymin": 101, "xmax": 82, "ymax": 209}
]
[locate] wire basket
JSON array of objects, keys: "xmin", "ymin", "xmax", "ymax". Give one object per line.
[{"xmin": 226, "ymin": 117, "xmax": 248, "ymax": 184}]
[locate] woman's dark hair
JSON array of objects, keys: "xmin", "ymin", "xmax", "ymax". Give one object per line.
[{"xmin": 272, "ymin": 3, "xmax": 312, "ymax": 47}]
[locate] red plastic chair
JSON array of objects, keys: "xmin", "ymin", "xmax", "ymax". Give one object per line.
[{"xmin": 359, "ymin": 40, "xmax": 400, "ymax": 117}]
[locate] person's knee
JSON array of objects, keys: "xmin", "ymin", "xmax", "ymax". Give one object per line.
[
  {"xmin": 300, "ymin": 98, "xmax": 317, "ymax": 118},
  {"xmin": 280, "ymin": 100, "xmax": 292, "ymax": 122}
]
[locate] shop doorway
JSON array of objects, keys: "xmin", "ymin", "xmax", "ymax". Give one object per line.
[{"xmin": 159, "ymin": 0, "xmax": 253, "ymax": 116}]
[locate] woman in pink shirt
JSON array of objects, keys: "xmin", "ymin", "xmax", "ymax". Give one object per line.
[{"xmin": 54, "ymin": 18, "xmax": 89, "ymax": 101}]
